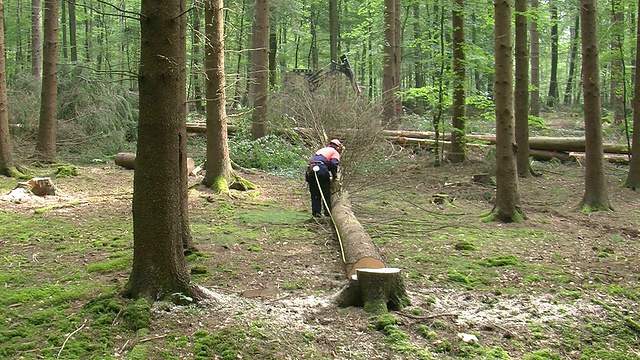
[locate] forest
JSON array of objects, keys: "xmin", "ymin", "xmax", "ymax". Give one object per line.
[{"xmin": 1, "ymin": 0, "xmax": 640, "ymax": 359}]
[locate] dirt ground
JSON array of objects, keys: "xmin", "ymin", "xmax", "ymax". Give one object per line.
[{"xmin": 2, "ymin": 153, "xmax": 640, "ymax": 359}]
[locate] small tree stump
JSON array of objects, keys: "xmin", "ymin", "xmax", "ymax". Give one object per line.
[
  {"xmin": 357, "ymin": 268, "xmax": 409, "ymax": 313},
  {"xmin": 27, "ymin": 177, "xmax": 56, "ymax": 196}
]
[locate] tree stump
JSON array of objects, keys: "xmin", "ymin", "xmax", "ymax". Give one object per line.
[
  {"xmin": 331, "ymin": 191, "xmax": 410, "ymax": 313},
  {"xmin": 27, "ymin": 177, "xmax": 56, "ymax": 196}
]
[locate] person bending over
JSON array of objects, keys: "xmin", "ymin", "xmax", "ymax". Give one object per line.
[{"xmin": 305, "ymin": 139, "xmax": 344, "ymax": 217}]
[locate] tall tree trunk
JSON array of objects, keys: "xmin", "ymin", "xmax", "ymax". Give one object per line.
[
  {"xmin": 580, "ymin": 0, "xmax": 612, "ymax": 211},
  {"xmin": 625, "ymin": 0, "xmax": 640, "ymax": 189},
  {"xmin": 84, "ymin": 0, "xmax": 91, "ymax": 63},
  {"xmin": 449, "ymin": 0, "xmax": 466, "ymax": 163},
  {"xmin": 515, "ymin": 0, "xmax": 530, "ymax": 176},
  {"xmin": 0, "ymin": 0, "xmax": 21, "ymax": 177},
  {"xmin": 231, "ymin": 0, "xmax": 246, "ymax": 109},
  {"xmin": 529, "ymin": 0, "xmax": 540, "ymax": 117},
  {"xmin": 268, "ymin": 26, "xmax": 277, "ymax": 88},
  {"xmin": 190, "ymin": 0, "xmax": 204, "ymax": 113},
  {"xmin": 547, "ymin": 3, "xmax": 558, "ymax": 107},
  {"xmin": 68, "ymin": 0, "xmax": 77, "ymax": 62},
  {"xmin": 563, "ymin": 15, "xmax": 579, "ymax": 106},
  {"xmin": 61, "ymin": 0, "xmax": 67, "ymax": 59},
  {"xmin": 412, "ymin": 4, "xmax": 425, "ymax": 115},
  {"xmin": 31, "ymin": 0, "xmax": 43, "ymax": 80},
  {"xmin": 125, "ymin": 0, "xmax": 206, "ymax": 302},
  {"xmin": 394, "ymin": 0, "xmax": 401, "ymax": 111},
  {"xmin": 202, "ymin": 0, "xmax": 232, "ymax": 192},
  {"xmin": 250, "ymin": 0, "xmax": 269, "ymax": 140},
  {"xmin": 382, "ymin": 0, "xmax": 397, "ymax": 126},
  {"xmin": 329, "ymin": 0, "xmax": 338, "ymax": 63},
  {"xmin": 491, "ymin": 0, "xmax": 523, "ymax": 222},
  {"xmin": 609, "ymin": 3, "xmax": 623, "ymax": 123},
  {"xmin": 35, "ymin": 0, "xmax": 58, "ymax": 162},
  {"xmin": 309, "ymin": 4, "xmax": 318, "ymax": 70}
]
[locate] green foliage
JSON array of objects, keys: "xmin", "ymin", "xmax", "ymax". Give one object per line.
[
  {"xmin": 229, "ymin": 133, "xmax": 309, "ymax": 177},
  {"xmin": 466, "ymin": 94, "xmax": 495, "ymax": 122}
]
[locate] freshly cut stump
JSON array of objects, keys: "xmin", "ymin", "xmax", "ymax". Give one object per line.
[{"xmin": 331, "ymin": 191, "xmax": 410, "ymax": 313}]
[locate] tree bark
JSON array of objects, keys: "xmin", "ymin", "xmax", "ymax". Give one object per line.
[
  {"xmin": 563, "ymin": 16, "xmax": 580, "ymax": 106},
  {"xmin": 547, "ymin": 3, "xmax": 559, "ymax": 107},
  {"xmin": 202, "ymin": 0, "xmax": 232, "ymax": 193},
  {"xmin": 250, "ymin": 0, "xmax": 269, "ymax": 140},
  {"xmin": 492, "ymin": 0, "xmax": 522, "ymax": 222},
  {"xmin": 580, "ymin": 0, "xmax": 611, "ymax": 211},
  {"xmin": 382, "ymin": 0, "xmax": 397, "ymax": 126},
  {"xmin": 514, "ymin": 0, "xmax": 530, "ymax": 177},
  {"xmin": 0, "ymin": 0, "xmax": 21, "ymax": 177},
  {"xmin": 529, "ymin": 0, "xmax": 540, "ymax": 117},
  {"xmin": 329, "ymin": 0, "xmax": 338, "ymax": 63},
  {"xmin": 124, "ymin": 0, "xmax": 208, "ymax": 302},
  {"xmin": 624, "ymin": 0, "xmax": 640, "ymax": 189},
  {"xmin": 68, "ymin": 0, "xmax": 77, "ymax": 62},
  {"xmin": 31, "ymin": 0, "xmax": 43, "ymax": 80},
  {"xmin": 35, "ymin": 0, "xmax": 59, "ymax": 162},
  {"xmin": 449, "ymin": 0, "xmax": 466, "ymax": 163}
]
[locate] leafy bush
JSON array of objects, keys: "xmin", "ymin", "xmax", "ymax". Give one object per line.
[{"xmin": 229, "ymin": 131, "xmax": 309, "ymax": 177}]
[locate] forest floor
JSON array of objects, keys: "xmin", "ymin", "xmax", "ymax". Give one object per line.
[{"xmin": 1, "ymin": 140, "xmax": 640, "ymax": 359}]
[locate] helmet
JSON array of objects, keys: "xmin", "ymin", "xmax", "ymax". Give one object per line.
[{"xmin": 329, "ymin": 139, "xmax": 342, "ymax": 148}]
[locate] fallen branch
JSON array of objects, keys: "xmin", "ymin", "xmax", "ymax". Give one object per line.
[{"xmin": 57, "ymin": 319, "xmax": 87, "ymax": 359}]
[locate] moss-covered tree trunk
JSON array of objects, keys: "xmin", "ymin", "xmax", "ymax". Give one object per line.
[{"xmin": 202, "ymin": 0, "xmax": 232, "ymax": 193}]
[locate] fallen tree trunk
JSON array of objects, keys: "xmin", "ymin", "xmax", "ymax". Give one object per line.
[
  {"xmin": 381, "ymin": 129, "xmax": 629, "ymax": 154},
  {"xmin": 331, "ymin": 191, "xmax": 410, "ymax": 313},
  {"xmin": 569, "ymin": 152, "xmax": 630, "ymax": 165},
  {"xmin": 115, "ymin": 153, "xmax": 197, "ymax": 174}
]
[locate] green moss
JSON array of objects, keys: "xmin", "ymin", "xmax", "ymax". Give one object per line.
[
  {"xmin": 55, "ymin": 164, "xmax": 80, "ymax": 177},
  {"xmin": 229, "ymin": 173, "xmax": 257, "ymax": 191},
  {"xmin": 523, "ymin": 349, "xmax": 563, "ymax": 360},
  {"xmin": 479, "ymin": 255, "xmax": 519, "ymax": 267},
  {"xmin": 210, "ymin": 175, "xmax": 229, "ymax": 194},
  {"xmin": 455, "ymin": 241, "xmax": 479, "ymax": 251},
  {"xmin": 127, "ymin": 344, "xmax": 149, "ymax": 360},
  {"xmin": 364, "ymin": 299, "xmax": 388, "ymax": 314},
  {"xmin": 121, "ymin": 299, "xmax": 151, "ymax": 331}
]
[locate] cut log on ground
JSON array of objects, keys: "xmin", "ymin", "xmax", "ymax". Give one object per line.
[
  {"xmin": 114, "ymin": 152, "xmax": 136, "ymax": 169},
  {"xmin": 115, "ymin": 153, "xmax": 197, "ymax": 174},
  {"xmin": 528, "ymin": 149, "xmax": 572, "ymax": 162},
  {"xmin": 569, "ymin": 152, "xmax": 630, "ymax": 165},
  {"xmin": 331, "ymin": 191, "xmax": 410, "ymax": 313}
]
